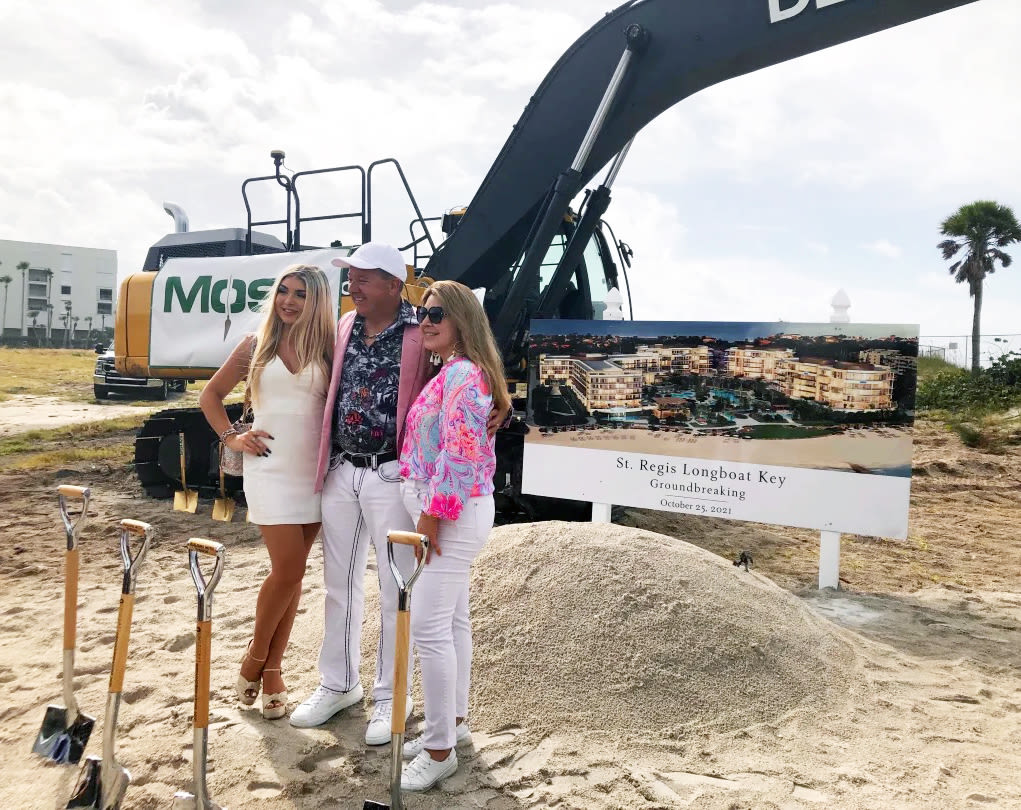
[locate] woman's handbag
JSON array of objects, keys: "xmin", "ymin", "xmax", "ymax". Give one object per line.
[{"xmin": 219, "ymin": 384, "xmax": 252, "ymax": 477}]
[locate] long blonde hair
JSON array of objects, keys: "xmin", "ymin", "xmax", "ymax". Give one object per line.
[
  {"xmin": 424, "ymin": 280, "xmax": 510, "ymax": 415},
  {"xmin": 249, "ymin": 264, "xmax": 335, "ymax": 407}
]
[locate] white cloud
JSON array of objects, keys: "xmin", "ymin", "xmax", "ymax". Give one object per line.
[{"xmin": 864, "ymin": 240, "xmax": 902, "ymax": 259}]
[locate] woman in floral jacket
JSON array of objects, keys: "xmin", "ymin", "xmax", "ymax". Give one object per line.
[{"xmin": 397, "ymin": 279, "xmax": 510, "ymax": 791}]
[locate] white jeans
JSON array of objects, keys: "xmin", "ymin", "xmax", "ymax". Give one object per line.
[
  {"xmin": 401, "ymin": 480, "xmax": 494, "ymax": 750},
  {"xmin": 319, "ymin": 459, "xmax": 415, "ymax": 701}
]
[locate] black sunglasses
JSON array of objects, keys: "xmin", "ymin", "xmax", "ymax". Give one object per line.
[{"xmin": 416, "ymin": 305, "xmax": 446, "ymax": 325}]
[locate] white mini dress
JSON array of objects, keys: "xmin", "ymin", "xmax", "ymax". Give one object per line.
[{"xmin": 243, "ymin": 356, "xmax": 327, "ymax": 525}]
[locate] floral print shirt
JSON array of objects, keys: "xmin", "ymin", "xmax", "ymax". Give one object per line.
[
  {"xmin": 332, "ymin": 301, "xmax": 418, "ymax": 459},
  {"xmin": 399, "ymin": 357, "xmax": 496, "ymax": 521}
]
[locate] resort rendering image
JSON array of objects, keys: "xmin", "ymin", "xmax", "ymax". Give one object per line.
[{"xmin": 525, "ymin": 320, "xmax": 918, "ymax": 476}]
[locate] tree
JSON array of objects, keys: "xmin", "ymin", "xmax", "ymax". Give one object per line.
[
  {"xmin": 0, "ymin": 273, "xmax": 11, "ymax": 339},
  {"xmin": 16, "ymin": 261, "xmax": 29, "ymax": 336},
  {"xmin": 938, "ymin": 201, "xmax": 1021, "ymax": 375}
]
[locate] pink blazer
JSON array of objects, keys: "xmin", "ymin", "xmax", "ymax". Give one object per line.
[{"xmin": 314, "ymin": 309, "xmax": 431, "ymax": 492}]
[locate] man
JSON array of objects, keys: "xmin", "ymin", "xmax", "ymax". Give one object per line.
[
  {"xmin": 290, "ymin": 242, "xmax": 426, "ymax": 744},
  {"xmin": 291, "ymin": 242, "xmax": 507, "ymax": 745}
]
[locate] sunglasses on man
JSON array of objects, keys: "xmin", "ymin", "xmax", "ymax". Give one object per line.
[{"xmin": 416, "ymin": 305, "xmax": 446, "ymax": 325}]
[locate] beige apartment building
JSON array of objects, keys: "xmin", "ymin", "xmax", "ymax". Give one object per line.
[
  {"xmin": 539, "ymin": 355, "xmax": 642, "ymax": 412},
  {"xmin": 778, "ymin": 357, "xmax": 893, "ymax": 411},
  {"xmin": 859, "ymin": 349, "xmax": 916, "ymax": 377},
  {"xmin": 636, "ymin": 344, "xmax": 712, "ymax": 375},
  {"xmin": 726, "ymin": 346, "xmax": 795, "ymax": 379}
]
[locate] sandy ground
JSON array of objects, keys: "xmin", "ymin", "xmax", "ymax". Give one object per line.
[
  {"xmin": 527, "ymin": 424, "xmax": 913, "ymax": 472},
  {"xmin": 0, "ymin": 410, "xmax": 1019, "ymax": 808}
]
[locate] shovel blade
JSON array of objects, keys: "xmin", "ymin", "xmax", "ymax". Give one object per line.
[
  {"xmin": 362, "ymin": 803, "xmax": 391, "ymax": 810},
  {"xmin": 174, "ymin": 489, "xmax": 199, "ymax": 514},
  {"xmin": 211, "ymin": 497, "xmax": 235, "ymax": 522},
  {"xmin": 66, "ymin": 756, "xmax": 101, "ymax": 808},
  {"xmin": 67, "ymin": 757, "xmax": 130, "ymax": 810},
  {"xmin": 34, "ymin": 705, "xmax": 94, "ymax": 764}
]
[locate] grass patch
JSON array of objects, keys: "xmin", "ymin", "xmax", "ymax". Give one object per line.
[
  {"xmin": 917, "ymin": 355, "xmax": 960, "ymax": 381},
  {"xmin": 0, "ymin": 346, "xmax": 214, "ymax": 404},
  {"xmin": 8, "ymin": 441, "xmax": 135, "ymax": 470},
  {"xmin": 927, "ymin": 407, "xmax": 1021, "ymax": 453},
  {"xmin": 0, "ymin": 347, "xmax": 98, "ymax": 402},
  {"xmin": 744, "ymin": 424, "xmax": 842, "ymax": 440}
]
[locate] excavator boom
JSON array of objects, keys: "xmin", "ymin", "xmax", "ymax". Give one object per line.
[{"xmin": 426, "ymin": 0, "xmax": 981, "ymax": 290}]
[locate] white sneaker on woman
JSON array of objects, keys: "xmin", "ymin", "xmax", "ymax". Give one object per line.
[
  {"xmin": 401, "ymin": 749, "xmax": 458, "ymax": 792},
  {"xmin": 402, "ymin": 721, "xmax": 472, "ymax": 759}
]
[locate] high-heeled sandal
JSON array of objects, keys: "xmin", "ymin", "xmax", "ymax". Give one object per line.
[
  {"xmin": 260, "ymin": 668, "xmax": 287, "ymax": 720},
  {"xmin": 236, "ymin": 640, "xmax": 265, "ymax": 707}
]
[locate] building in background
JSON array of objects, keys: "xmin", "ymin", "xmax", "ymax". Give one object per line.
[{"xmin": 0, "ymin": 239, "xmax": 117, "ymax": 346}]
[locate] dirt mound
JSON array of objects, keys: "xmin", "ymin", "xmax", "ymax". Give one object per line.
[{"xmin": 467, "ymin": 522, "xmax": 859, "ymax": 739}]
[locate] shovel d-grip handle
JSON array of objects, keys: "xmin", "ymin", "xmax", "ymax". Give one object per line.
[
  {"xmin": 57, "ymin": 486, "xmax": 91, "ymax": 654},
  {"xmin": 189, "ymin": 539, "xmax": 225, "ymax": 622},
  {"xmin": 119, "ymin": 520, "xmax": 152, "ymax": 596},
  {"xmin": 58, "ymin": 485, "xmax": 91, "ymax": 552}
]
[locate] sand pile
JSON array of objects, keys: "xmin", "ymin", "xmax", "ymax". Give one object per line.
[{"xmin": 466, "ymin": 522, "xmax": 859, "ymax": 739}]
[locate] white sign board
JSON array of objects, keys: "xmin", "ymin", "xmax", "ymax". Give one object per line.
[
  {"xmin": 524, "ymin": 445, "xmax": 910, "ymax": 538},
  {"xmin": 149, "ymin": 249, "xmax": 347, "ymax": 370}
]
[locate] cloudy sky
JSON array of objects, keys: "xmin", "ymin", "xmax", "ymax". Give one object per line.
[{"xmin": 2, "ymin": 0, "xmax": 1018, "ymax": 364}]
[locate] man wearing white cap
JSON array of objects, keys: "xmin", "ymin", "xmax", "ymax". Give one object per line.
[{"xmin": 290, "ymin": 241, "xmax": 425, "ymax": 742}]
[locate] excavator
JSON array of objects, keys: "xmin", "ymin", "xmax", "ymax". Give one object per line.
[{"xmin": 117, "ymin": 0, "xmax": 981, "ymax": 518}]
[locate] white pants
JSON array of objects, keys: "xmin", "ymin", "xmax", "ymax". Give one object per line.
[
  {"xmin": 320, "ymin": 459, "xmax": 415, "ymax": 701},
  {"xmin": 402, "ymin": 481, "xmax": 494, "ymax": 750}
]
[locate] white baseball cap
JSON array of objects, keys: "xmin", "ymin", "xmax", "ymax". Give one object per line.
[{"xmin": 332, "ymin": 242, "xmax": 407, "ymax": 282}]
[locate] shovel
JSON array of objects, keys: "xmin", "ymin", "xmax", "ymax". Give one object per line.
[
  {"xmin": 173, "ymin": 538, "xmax": 227, "ymax": 810},
  {"xmin": 363, "ymin": 529, "xmax": 429, "ymax": 810},
  {"xmin": 174, "ymin": 433, "xmax": 198, "ymax": 513},
  {"xmin": 67, "ymin": 519, "xmax": 152, "ymax": 810},
  {"xmin": 211, "ymin": 448, "xmax": 235, "ymax": 523},
  {"xmin": 33, "ymin": 484, "xmax": 94, "ymax": 765}
]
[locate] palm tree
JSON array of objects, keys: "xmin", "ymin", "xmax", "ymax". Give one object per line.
[
  {"xmin": 84, "ymin": 315, "xmax": 93, "ymax": 343},
  {"xmin": 939, "ymin": 201, "xmax": 1021, "ymax": 374},
  {"xmin": 16, "ymin": 261, "xmax": 29, "ymax": 336},
  {"xmin": 0, "ymin": 273, "xmax": 11, "ymax": 340}
]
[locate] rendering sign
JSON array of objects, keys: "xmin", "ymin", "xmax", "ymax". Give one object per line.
[{"xmin": 522, "ymin": 320, "xmax": 918, "ymax": 538}]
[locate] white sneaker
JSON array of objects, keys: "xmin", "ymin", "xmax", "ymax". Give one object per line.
[
  {"xmin": 364, "ymin": 698, "xmax": 414, "ymax": 745},
  {"xmin": 289, "ymin": 684, "xmax": 363, "ymax": 728},
  {"xmin": 401, "ymin": 749, "xmax": 458, "ymax": 792},
  {"xmin": 402, "ymin": 721, "xmax": 472, "ymax": 759}
]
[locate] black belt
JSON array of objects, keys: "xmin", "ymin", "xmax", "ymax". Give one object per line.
[{"xmin": 336, "ymin": 450, "xmax": 398, "ymax": 469}]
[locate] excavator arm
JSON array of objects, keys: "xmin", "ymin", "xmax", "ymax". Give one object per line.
[{"xmin": 426, "ymin": 0, "xmax": 980, "ymax": 297}]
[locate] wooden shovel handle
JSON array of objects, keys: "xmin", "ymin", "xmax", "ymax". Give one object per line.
[
  {"xmin": 57, "ymin": 485, "xmax": 89, "ymax": 499},
  {"xmin": 120, "ymin": 519, "xmax": 151, "ymax": 536},
  {"xmin": 63, "ymin": 548, "xmax": 79, "ymax": 651},
  {"xmin": 188, "ymin": 538, "xmax": 224, "ymax": 556},
  {"xmin": 194, "ymin": 620, "xmax": 211, "ymax": 729},
  {"xmin": 391, "ymin": 610, "xmax": 411, "ymax": 735},
  {"xmin": 388, "ymin": 530, "xmax": 428, "ymax": 547},
  {"xmin": 109, "ymin": 593, "xmax": 135, "ymax": 693}
]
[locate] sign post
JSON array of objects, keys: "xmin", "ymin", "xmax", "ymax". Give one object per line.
[{"xmin": 818, "ymin": 531, "xmax": 841, "ymax": 589}]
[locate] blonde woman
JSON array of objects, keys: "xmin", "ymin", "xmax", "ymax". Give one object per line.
[
  {"xmin": 396, "ymin": 280, "xmax": 510, "ymax": 790},
  {"xmin": 200, "ymin": 263, "xmax": 335, "ymax": 719}
]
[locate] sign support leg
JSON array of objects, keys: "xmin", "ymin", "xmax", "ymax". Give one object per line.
[
  {"xmin": 818, "ymin": 530, "xmax": 841, "ymax": 589},
  {"xmin": 591, "ymin": 502, "xmax": 612, "ymax": 523}
]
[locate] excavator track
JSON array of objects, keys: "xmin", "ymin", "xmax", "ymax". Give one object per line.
[{"xmin": 134, "ymin": 404, "xmax": 247, "ymax": 504}]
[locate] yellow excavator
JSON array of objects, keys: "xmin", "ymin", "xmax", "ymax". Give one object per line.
[{"xmin": 116, "ymin": 0, "xmax": 980, "ymax": 518}]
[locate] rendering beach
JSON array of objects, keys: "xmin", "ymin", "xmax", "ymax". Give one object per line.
[{"xmin": 526, "ymin": 424, "xmax": 914, "ymax": 474}]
